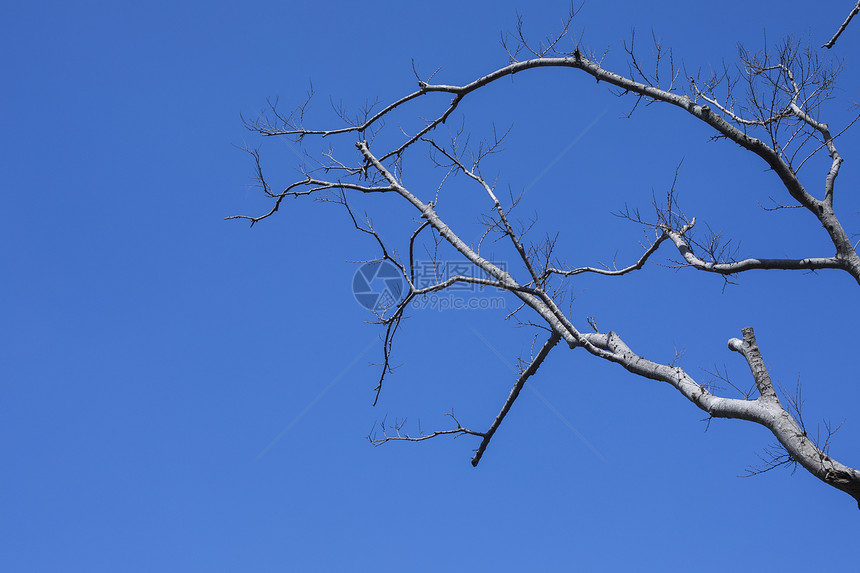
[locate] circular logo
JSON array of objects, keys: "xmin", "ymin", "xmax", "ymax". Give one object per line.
[{"xmin": 352, "ymin": 260, "xmax": 405, "ymax": 312}]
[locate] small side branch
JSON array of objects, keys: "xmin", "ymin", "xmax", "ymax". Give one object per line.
[
  {"xmin": 367, "ymin": 412, "xmax": 484, "ymax": 446},
  {"xmin": 226, "ymin": 176, "xmax": 394, "ymax": 227},
  {"xmin": 542, "ymin": 232, "xmax": 669, "ymax": 278},
  {"xmin": 471, "ymin": 331, "xmax": 562, "ymax": 466},
  {"xmin": 823, "ymin": 1, "xmax": 860, "ymax": 49}
]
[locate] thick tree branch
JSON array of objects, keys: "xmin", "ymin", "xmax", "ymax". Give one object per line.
[
  {"xmin": 580, "ymin": 327, "xmax": 860, "ymax": 506},
  {"xmin": 727, "ymin": 328, "xmax": 779, "ymax": 403},
  {"xmin": 574, "ymin": 332, "xmax": 764, "ymax": 422},
  {"xmin": 728, "ymin": 329, "xmax": 860, "ymax": 506}
]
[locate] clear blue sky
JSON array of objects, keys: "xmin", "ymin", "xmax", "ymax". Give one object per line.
[{"xmin": 3, "ymin": 1, "xmax": 859, "ymax": 571}]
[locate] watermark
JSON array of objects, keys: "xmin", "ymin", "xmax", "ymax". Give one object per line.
[
  {"xmin": 411, "ymin": 294, "xmax": 506, "ymax": 311},
  {"xmin": 352, "ymin": 260, "xmax": 405, "ymax": 313},
  {"xmin": 352, "ymin": 260, "xmax": 508, "ymax": 312}
]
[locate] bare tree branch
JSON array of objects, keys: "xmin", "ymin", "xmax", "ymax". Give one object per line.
[
  {"xmin": 235, "ymin": 19, "xmax": 860, "ymax": 508},
  {"xmin": 728, "ymin": 329, "xmax": 860, "ymax": 504},
  {"xmin": 244, "ymin": 42, "xmax": 860, "ymax": 282},
  {"xmin": 663, "ymin": 219, "xmax": 845, "ymax": 275},
  {"xmin": 368, "ymin": 412, "xmax": 485, "ymax": 446},
  {"xmin": 570, "ymin": 327, "xmax": 860, "ymax": 506},
  {"xmin": 823, "ymin": 1, "xmax": 860, "ymax": 49},
  {"xmin": 471, "ymin": 331, "xmax": 561, "ymax": 466},
  {"xmin": 542, "ymin": 231, "xmax": 670, "ymax": 278}
]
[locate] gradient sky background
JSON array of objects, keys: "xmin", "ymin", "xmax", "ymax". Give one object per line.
[{"xmin": 3, "ymin": 1, "xmax": 860, "ymax": 571}]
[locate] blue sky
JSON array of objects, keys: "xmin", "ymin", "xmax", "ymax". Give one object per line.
[{"xmin": 3, "ymin": 1, "xmax": 860, "ymax": 571}]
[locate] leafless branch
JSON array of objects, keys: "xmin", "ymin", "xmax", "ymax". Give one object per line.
[
  {"xmin": 368, "ymin": 412, "xmax": 485, "ymax": 446},
  {"xmin": 235, "ymin": 22, "xmax": 860, "ymax": 507},
  {"xmin": 542, "ymin": 231, "xmax": 669, "ymax": 278},
  {"xmin": 471, "ymin": 331, "xmax": 561, "ymax": 466},
  {"xmin": 823, "ymin": 1, "xmax": 860, "ymax": 48}
]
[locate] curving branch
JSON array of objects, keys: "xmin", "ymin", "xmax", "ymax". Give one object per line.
[
  {"xmin": 728, "ymin": 329, "xmax": 860, "ymax": 504},
  {"xmin": 247, "ymin": 42, "xmax": 860, "ymax": 282},
  {"xmin": 662, "ymin": 219, "xmax": 845, "ymax": 275},
  {"xmin": 572, "ymin": 327, "xmax": 860, "ymax": 506},
  {"xmin": 542, "ymin": 231, "xmax": 669, "ymax": 278}
]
